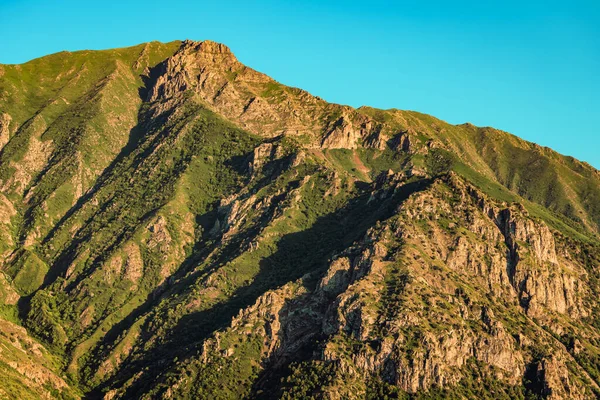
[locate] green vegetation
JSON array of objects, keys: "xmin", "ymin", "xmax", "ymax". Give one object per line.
[
  {"xmin": 425, "ymin": 147, "xmax": 453, "ymax": 178},
  {"xmin": 278, "ymin": 361, "xmax": 340, "ymax": 399},
  {"xmin": 261, "ymin": 81, "xmax": 286, "ymax": 99},
  {"xmin": 5, "ymin": 249, "xmax": 48, "ymax": 295},
  {"xmin": 381, "ymin": 260, "xmax": 411, "ymax": 322},
  {"xmin": 0, "ymin": 39, "xmax": 599, "ymax": 400},
  {"xmin": 414, "ymin": 359, "xmax": 528, "ymax": 400}
]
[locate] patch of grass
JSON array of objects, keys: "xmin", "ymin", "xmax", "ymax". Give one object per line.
[{"xmin": 261, "ymin": 81, "xmax": 285, "ymax": 99}]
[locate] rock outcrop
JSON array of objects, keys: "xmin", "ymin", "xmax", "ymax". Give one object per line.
[
  {"xmin": 0, "ymin": 112, "xmax": 11, "ymax": 151},
  {"xmin": 136, "ymin": 174, "xmax": 599, "ymax": 399},
  {"xmin": 146, "ymin": 40, "xmax": 393, "ymax": 150}
]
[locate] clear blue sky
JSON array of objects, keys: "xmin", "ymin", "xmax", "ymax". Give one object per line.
[{"xmin": 1, "ymin": 0, "xmax": 598, "ymax": 168}]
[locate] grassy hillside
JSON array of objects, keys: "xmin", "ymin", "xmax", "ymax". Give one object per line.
[{"xmin": 376, "ymin": 110, "xmax": 600, "ymax": 234}]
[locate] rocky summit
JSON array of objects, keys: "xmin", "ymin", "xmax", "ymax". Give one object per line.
[{"xmin": 0, "ymin": 40, "xmax": 599, "ymax": 399}]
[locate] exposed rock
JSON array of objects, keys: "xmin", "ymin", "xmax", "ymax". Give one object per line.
[
  {"xmin": 0, "ymin": 112, "xmax": 11, "ymax": 151},
  {"xmin": 318, "ymin": 257, "xmax": 352, "ymax": 295},
  {"xmin": 529, "ymin": 354, "xmax": 590, "ymax": 400},
  {"xmin": 250, "ymin": 142, "xmax": 277, "ymax": 175},
  {"xmin": 388, "ymin": 131, "xmax": 412, "ymax": 152},
  {"xmin": 146, "ymin": 40, "xmax": 384, "ymax": 148},
  {"xmin": 320, "ymin": 115, "xmax": 363, "ymax": 149},
  {"xmin": 147, "ymin": 215, "xmax": 172, "ymax": 252},
  {"xmin": 123, "ymin": 243, "xmax": 143, "ymax": 283}
]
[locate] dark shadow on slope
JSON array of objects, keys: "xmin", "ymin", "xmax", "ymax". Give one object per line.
[
  {"xmin": 523, "ymin": 359, "xmax": 548, "ymax": 399},
  {"xmin": 40, "ymin": 104, "xmax": 175, "ymax": 249},
  {"xmin": 37, "ymin": 99, "xmax": 203, "ymax": 293},
  {"xmin": 138, "ymin": 59, "xmax": 169, "ymax": 101},
  {"xmin": 81, "ymin": 166, "xmax": 303, "ymax": 391},
  {"xmin": 89, "ymin": 178, "xmax": 431, "ymax": 399},
  {"xmin": 40, "ymin": 59, "xmax": 177, "ymax": 251},
  {"xmin": 18, "ymin": 77, "xmax": 180, "ymax": 322},
  {"xmin": 15, "ymin": 104, "xmax": 168, "ymax": 319},
  {"xmin": 82, "ymin": 175, "xmax": 297, "ymax": 368}
]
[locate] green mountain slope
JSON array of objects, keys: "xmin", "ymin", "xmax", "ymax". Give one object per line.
[{"xmin": 0, "ymin": 40, "xmax": 599, "ymax": 399}]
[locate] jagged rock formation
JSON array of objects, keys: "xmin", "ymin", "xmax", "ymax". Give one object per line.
[{"xmin": 0, "ymin": 40, "xmax": 599, "ymax": 399}]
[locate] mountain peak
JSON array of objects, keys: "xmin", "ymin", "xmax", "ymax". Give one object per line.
[{"xmin": 181, "ymin": 39, "xmax": 233, "ymax": 55}]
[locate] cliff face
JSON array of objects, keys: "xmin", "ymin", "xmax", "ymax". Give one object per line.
[
  {"xmin": 147, "ymin": 40, "xmax": 401, "ymax": 150},
  {"xmin": 141, "ymin": 174, "xmax": 596, "ymax": 399},
  {"xmin": 0, "ymin": 40, "xmax": 599, "ymax": 399}
]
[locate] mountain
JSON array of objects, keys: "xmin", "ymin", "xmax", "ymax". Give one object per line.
[{"xmin": 0, "ymin": 39, "xmax": 599, "ymax": 399}]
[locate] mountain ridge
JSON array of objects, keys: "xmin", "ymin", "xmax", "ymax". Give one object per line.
[
  {"xmin": 8, "ymin": 40, "xmax": 597, "ymax": 172},
  {"xmin": 140, "ymin": 39, "xmax": 600, "ymax": 235},
  {"xmin": 2, "ymin": 39, "xmax": 598, "ymax": 170}
]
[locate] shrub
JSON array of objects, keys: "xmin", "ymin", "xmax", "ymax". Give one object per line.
[{"xmin": 425, "ymin": 148, "xmax": 453, "ymax": 177}]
